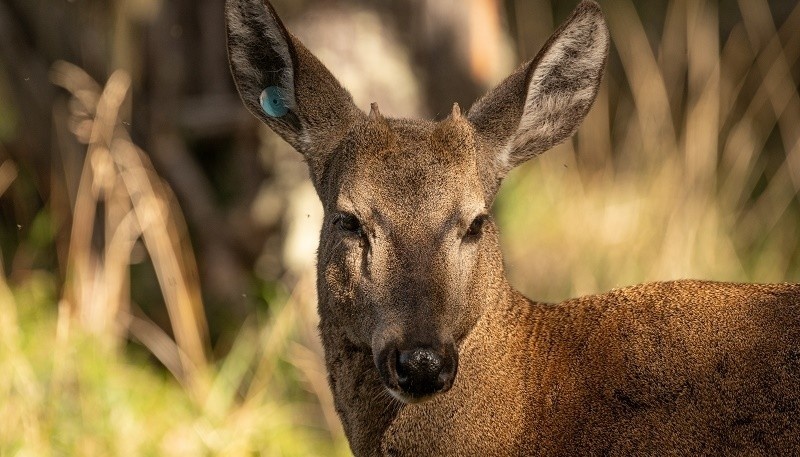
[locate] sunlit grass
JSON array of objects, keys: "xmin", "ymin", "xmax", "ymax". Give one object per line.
[{"xmin": 0, "ymin": 270, "xmax": 348, "ymax": 456}]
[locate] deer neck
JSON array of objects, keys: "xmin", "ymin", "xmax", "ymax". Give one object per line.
[{"xmin": 319, "ymin": 325, "xmax": 395, "ymax": 456}]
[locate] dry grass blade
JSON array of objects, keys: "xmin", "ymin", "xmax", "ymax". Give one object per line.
[
  {"xmin": 739, "ymin": 0, "xmax": 800, "ymax": 185},
  {"xmin": 125, "ymin": 312, "xmax": 186, "ymax": 384},
  {"xmin": 286, "ymin": 270, "xmax": 345, "ymax": 440},
  {"xmin": 684, "ymin": 0, "xmax": 719, "ymax": 191},
  {"xmin": 730, "ymin": 1, "xmax": 800, "ymax": 246},
  {"xmin": 113, "ymin": 139, "xmax": 210, "ymax": 396},
  {"xmin": 53, "ymin": 63, "xmax": 210, "ymax": 397},
  {"xmin": 60, "ymin": 69, "xmax": 131, "ymax": 338},
  {"xmin": 606, "ymin": 0, "xmax": 677, "ymax": 159}
]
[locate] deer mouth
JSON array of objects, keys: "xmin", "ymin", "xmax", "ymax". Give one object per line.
[{"xmin": 375, "ymin": 343, "xmax": 458, "ymax": 403}]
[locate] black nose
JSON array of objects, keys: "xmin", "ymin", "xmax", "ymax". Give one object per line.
[{"xmin": 396, "ymin": 347, "xmax": 456, "ymax": 397}]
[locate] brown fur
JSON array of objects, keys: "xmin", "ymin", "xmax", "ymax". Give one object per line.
[{"xmin": 226, "ymin": 1, "xmax": 800, "ymax": 455}]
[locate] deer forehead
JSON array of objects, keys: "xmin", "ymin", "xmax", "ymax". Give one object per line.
[{"xmin": 333, "ymin": 117, "xmax": 486, "ymax": 223}]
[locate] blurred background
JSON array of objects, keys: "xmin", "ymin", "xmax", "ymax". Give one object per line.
[{"xmin": 1, "ymin": 0, "xmax": 799, "ymax": 454}]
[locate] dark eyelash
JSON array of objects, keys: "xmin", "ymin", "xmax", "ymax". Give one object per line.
[
  {"xmin": 335, "ymin": 213, "xmax": 363, "ymax": 236},
  {"xmin": 464, "ymin": 214, "xmax": 488, "ymax": 240}
]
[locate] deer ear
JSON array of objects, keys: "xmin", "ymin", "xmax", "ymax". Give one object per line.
[
  {"xmin": 226, "ymin": 0, "xmax": 362, "ymax": 174},
  {"xmin": 467, "ymin": 0, "xmax": 609, "ymax": 176}
]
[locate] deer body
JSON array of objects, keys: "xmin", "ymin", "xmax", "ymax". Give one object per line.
[
  {"xmin": 347, "ymin": 280, "xmax": 800, "ymax": 455},
  {"xmin": 226, "ymin": 1, "xmax": 800, "ymax": 455},
  {"xmin": 323, "ymin": 248, "xmax": 800, "ymax": 456}
]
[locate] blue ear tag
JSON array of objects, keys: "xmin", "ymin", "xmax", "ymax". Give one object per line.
[{"xmin": 260, "ymin": 86, "xmax": 289, "ymax": 117}]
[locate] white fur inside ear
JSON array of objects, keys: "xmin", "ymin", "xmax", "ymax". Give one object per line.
[{"xmin": 499, "ymin": 5, "xmax": 608, "ymax": 170}]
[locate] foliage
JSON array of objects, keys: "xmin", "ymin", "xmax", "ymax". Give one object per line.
[{"xmin": 498, "ymin": 0, "xmax": 800, "ymax": 302}]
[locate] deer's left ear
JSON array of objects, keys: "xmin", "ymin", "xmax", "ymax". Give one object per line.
[
  {"xmin": 467, "ymin": 0, "xmax": 609, "ymax": 177},
  {"xmin": 226, "ymin": 0, "xmax": 362, "ymax": 178}
]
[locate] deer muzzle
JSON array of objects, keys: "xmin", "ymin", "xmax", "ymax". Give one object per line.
[{"xmin": 376, "ymin": 341, "xmax": 458, "ymax": 403}]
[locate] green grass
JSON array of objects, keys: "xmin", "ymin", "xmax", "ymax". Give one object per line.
[{"xmin": 0, "ymin": 272, "xmax": 349, "ymax": 457}]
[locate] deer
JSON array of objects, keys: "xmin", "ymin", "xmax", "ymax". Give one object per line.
[{"xmin": 225, "ymin": 0, "xmax": 800, "ymax": 455}]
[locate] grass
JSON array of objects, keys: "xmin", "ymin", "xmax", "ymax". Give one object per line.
[
  {"xmin": 497, "ymin": 0, "xmax": 800, "ymax": 302},
  {"xmin": 0, "ymin": 62, "xmax": 348, "ymax": 456},
  {"xmin": 1, "ymin": 0, "xmax": 799, "ymax": 455},
  {"xmin": 0, "ymin": 269, "xmax": 349, "ymax": 456}
]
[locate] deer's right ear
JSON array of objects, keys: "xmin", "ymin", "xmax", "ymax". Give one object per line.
[
  {"xmin": 467, "ymin": 0, "xmax": 609, "ymax": 178},
  {"xmin": 225, "ymin": 0, "xmax": 361, "ymax": 173}
]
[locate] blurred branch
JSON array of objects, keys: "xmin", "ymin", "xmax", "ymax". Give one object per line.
[{"xmin": 54, "ymin": 64, "xmax": 211, "ymax": 397}]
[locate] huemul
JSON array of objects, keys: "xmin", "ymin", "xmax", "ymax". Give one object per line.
[{"xmin": 226, "ymin": 1, "xmax": 800, "ymax": 455}]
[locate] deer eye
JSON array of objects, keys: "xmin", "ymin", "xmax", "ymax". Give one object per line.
[
  {"xmin": 335, "ymin": 213, "xmax": 363, "ymax": 236},
  {"xmin": 464, "ymin": 214, "xmax": 488, "ymax": 241}
]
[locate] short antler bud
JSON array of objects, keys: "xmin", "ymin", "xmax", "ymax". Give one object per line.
[
  {"xmin": 452, "ymin": 102, "xmax": 462, "ymax": 119},
  {"xmin": 369, "ymin": 102, "xmax": 382, "ymax": 121}
]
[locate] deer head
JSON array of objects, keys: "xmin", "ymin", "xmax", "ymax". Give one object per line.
[{"xmin": 226, "ymin": 0, "xmax": 608, "ymax": 403}]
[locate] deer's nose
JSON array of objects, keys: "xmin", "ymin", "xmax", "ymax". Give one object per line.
[{"xmin": 395, "ymin": 346, "xmax": 456, "ymax": 397}]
